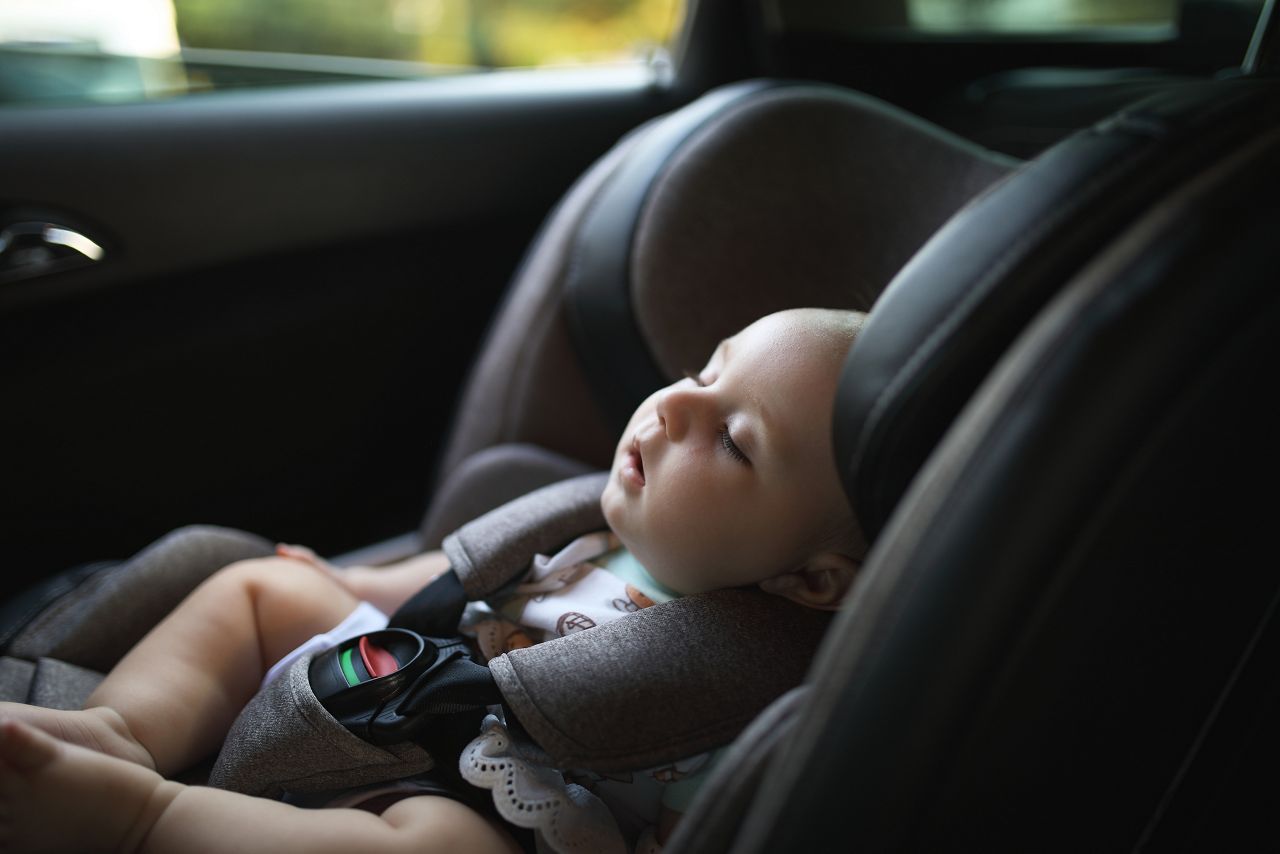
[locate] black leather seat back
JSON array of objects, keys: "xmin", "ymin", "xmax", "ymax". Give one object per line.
[
  {"xmin": 735, "ymin": 88, "xmax": 1280, "ymax": 852},
  {"xmin": 837, "ymin": 79, "xmax": 1280, "ymax": 540}
]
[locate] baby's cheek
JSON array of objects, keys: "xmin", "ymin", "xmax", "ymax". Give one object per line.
[
  {"xmin": 631, "ymin": 525, "xmax": 709, "ymax": 594},
  {"xmin": 600, "ymin": 484, "xmax": 622, "ymax": 526}
]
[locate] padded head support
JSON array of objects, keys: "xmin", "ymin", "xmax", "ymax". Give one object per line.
[
  {"xmin": 836, "ymin": 79, "xmax": 1280, "ymax": 540},
  {"xmin": 566, "ymin": 79, "xmax": 1017, "ymax": 434},
  {"xmin": 443, "ymin": 473, "xmax": 831, "ymax": 771},
  {"xmin": 740, "ymin": 82, "xmax": 1280, "ymax": 853},
  {"xmin": 431, "ymin": 79, "xmax": 1015, "ymax": 529}
]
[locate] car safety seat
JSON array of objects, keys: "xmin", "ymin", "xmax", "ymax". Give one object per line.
[
  {"xmin": 417, "ymin": 78, "xmax": 1018, "ymax": 546},
  {"xmin": 0, "ymin": 78, "xmax": 1018, "ymax": 710},
  {"xmin": 664, "ymin": 78, "xmax": 1280, "ymax": 853}
]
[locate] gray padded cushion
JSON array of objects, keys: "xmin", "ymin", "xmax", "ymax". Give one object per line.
[
  {"xmin": 0, "ymin": 657, "xmax": 36, "ymax": 703},
  {"xmin": 836, "ymin": 80, "xmax": 1280, "ymax": 539},
  {"xmin": 0, "ymin": 657, "xmax": 106, "ymax": 710},
  {"xmin": 420, "ymin": 443, "xmax": 598, "ymax": 550},
  {"xmin": 740, "ymin": 104, "xmax": 1280, "ymax": 851},
  {"xmin": 444, "ymin": 472, "xmax": 611, "ymax": 600},
  {"xmin": 430, "ymin": 80, "xmax": 1016, "ymax": 509},
  {"xmin": 631, "ymin": 84, "xmax": 1016, "ymax": 378},
  {"xmin": 210, "ymin": 653, "xmax": 434, "ymax": 798},
  {"xmin": 7, "ymin": 525, "xmax": 273, "ymax": 673},
  {"xmin": 29, "ymin": 658, "xmax": 105, "ymax": 710},
  {"xmin": 0, "ymin": 657, "xmax": 105, "ymax": 711},
  {"xmin": 432, "ymin": 125, "xmax": 656, "ymax": 483},
  {"xmin": 444, "ymin": 472, "xmax": 830, "ymax": 770},
  {"xmin": 490, "ymin": 588, "xmax": 829, "ymax": 771}
]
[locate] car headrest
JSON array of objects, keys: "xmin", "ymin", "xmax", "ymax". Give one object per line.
[
  {"xmin": 565, "ymin": 78, "xmax": 1016, "ymax": 433},
  {"xmin": 742, "ymin": 84, "xmax": 1280, "ymax": 851},
  {"xmin": 427, "ymin": 79, "xmax": 1015, "ymax": 538},
  {"xmin": 834, "ymin": 78, "xmax": 1280, "ymax": 540}
]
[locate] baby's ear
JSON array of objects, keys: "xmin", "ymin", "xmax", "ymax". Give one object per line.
[{"xmin": 758, "ymin": 553, "xmax": 861, "ymax": 611}]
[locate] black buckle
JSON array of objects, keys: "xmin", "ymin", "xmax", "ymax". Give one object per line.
[{"xmin": 309, "ymin": 628, "xmax": 500, "ymax": 749}]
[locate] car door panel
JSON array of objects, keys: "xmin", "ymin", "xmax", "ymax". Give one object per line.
[{"xmin": 0, "ymin": 71, "xmax": 677, "ymax": 595}]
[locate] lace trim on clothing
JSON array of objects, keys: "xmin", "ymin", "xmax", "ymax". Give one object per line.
[{"xmin": 460, "ymin": 716, "xmax": 626, "ymax": 854}]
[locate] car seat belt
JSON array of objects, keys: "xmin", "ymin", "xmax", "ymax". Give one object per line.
[{"xmin": 210, "ymin": 472, "xmax": 830, "ymax": 796}]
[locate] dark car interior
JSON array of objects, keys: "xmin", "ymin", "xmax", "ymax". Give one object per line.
[
  {"xmin": 2, "ymin": 0, "xmax": 1264, "ymax": 589},
  {"xmin": 2, "ymin": 0, "xmax": 1278, "ymax": 849}
]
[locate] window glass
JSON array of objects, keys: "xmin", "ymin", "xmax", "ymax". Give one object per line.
[
  {"xmin": 767, "ymin": 0, "xmax": 1270, "ymax": 37},
  {"xmin": 0, "ymin": 0, "xmax": 683, "ymax": 107},
  {"xmin": 907, "ymin": 0, "xmax": 1177, "ymax": 33}
]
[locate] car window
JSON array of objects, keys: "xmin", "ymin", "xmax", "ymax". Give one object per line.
[
  {"xmin": 905, "ymin": 0, "xmax": 1179, "ymax": 34},
  {"xmin": 767, "ymin": 0, "xmax": 1262, "ymax": 39},
  {"xmin": 0, "ymin": 0, "xmax": 684, "ymax": 107}
]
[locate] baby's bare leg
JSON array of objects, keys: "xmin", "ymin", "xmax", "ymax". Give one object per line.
[
  {"xmin": 1, "ymin": 556, "xmax": 360, "ymax": 776},
  {"xmin": 89, "ymin": 556, "xmax": 361, "ymax": 775},
  {"xmin": 0, "ymin": 719, "xmax": 176, "ymax": 853},
  {"xmin": 0, "ymin": 719, "xmax": 520, "ymax": 854}
]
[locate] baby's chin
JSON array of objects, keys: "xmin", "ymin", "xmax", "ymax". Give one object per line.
[
  {"xmin": 600, "ymin": 510, "xmax": 655, "ymax": 572},
  {"xmin": 600, "ymin": 480, "xmax": 629, "ymax": 534}
]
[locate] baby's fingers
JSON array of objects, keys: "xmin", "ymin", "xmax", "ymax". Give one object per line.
[
  {"xmin": 277, "ymin": 542, "xmax": 321, "ymax": 564},
  {"xmin": 0, "ymin": 721, "xmax": 58, "ymax": 774},
  {"xmin": 276, "ymin": 543, "xmax": 339, "ymax": 573}
]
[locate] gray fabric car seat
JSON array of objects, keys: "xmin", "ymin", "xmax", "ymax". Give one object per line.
[
  {"xmin": 419, "ymin": 78, "xmax": 1019, "ymax": 545},
  {"xmin": 4, "ymin": 66, "xmax": 1268, "ymax": 850},
  {"xmin": 835, "ymin": 77, "xmax": 1280, "ymax": 540},
  {"xmin": 0, "ymin": 80, "xmax": 1016, "ymax": 712},
  {"xmin": 665, "ymin": 77, "xmax": 1280, "ymax": 853}
]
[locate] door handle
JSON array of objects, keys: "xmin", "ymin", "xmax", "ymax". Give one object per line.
[{"xmin": 0, "ymin": 221, "xmax": 105, "ymax": 283}]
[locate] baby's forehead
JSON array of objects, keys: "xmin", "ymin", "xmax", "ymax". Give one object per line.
[
  {"xmin": 748, "ymin": 354, "xmax": 844, "ymax": 459},
  {"xmin": 731, "ymin": 320, "xmax": 849, "ymax": 379},
  {"xmin": 736, "ymin": 310, "xmax": 854, "ymax": 352}
]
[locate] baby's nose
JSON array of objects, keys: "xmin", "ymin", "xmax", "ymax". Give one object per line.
[{"xmin": 657, "ymin": 386, "xmax": 706, "ymax": 440}]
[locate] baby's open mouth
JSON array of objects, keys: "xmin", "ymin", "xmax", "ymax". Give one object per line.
[{"xmin": 623, "ymin": 437, "xmax": 645, "ymax": 487}]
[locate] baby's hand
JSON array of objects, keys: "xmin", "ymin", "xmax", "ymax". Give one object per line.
[
  {"xmin": 276, "ymin": 542, "xmax": 331, "ymax": 570},
  {"xmin": 0, "ymin": 719, "xmax": 172, "ymax": 853},
  {"xmin": 275, "ymin": 543, "xmax": 354, "ymax": 588}
]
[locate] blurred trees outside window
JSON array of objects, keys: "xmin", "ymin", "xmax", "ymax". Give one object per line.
[
  {"xmin": 907, "ymin": 0, "xmax": 1177, "ymax": 31},
  {"xmin": 0, "ymin": 0, "xmax": 682, "ymax": 106},
  {"xmin": 172, "ymin": 0, "xmax": 683, "ymax": 68},
  {"xmin": 773, "ymin": 0, "xmax": 1192, "ymax": 34}
]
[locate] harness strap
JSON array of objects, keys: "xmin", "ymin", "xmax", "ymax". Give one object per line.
[
  {"xmin": 389, "ymin": 570, "xmax": 467, "ymax": 638},
  {"xmin": 492, "ymin": 586, "xmax": 831, "ymax": 771},
  {"xmin": 442, "ymin": 472, "xmax": 609, "ymax": 600},
  {"xmin": 437, "ymin": 470, "xmax": 831, "ymax": 770},
  {"xmin": 213, "ymin": 469, "xmax": 830, "ymax": 790}
]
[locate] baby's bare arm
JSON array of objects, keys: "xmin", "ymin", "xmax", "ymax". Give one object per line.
[
  {"xmin": 340, "ymin": 550, "xmax": 453, "ymax": 614},
  {"xmin": 278, "ymin": 544, "xmax": 453, "ymax": 615},
  {"xmin": 86, "ymin": 556, "xmax": 361, "ymax": 776},
  {"xmin": 0, "ymin": 718, "xmax": 519, "ymax": 854}
]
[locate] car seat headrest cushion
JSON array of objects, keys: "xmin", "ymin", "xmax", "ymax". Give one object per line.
[
  {"xmin": 630, "ymin": 87, "xmax": 1016, "ymax": 382},
  {"xmin": 566, "ymin": 79, "xmax": 780, "ymax": 432},
  {"xmin": 567, "ymin": 80, "xmax": 1016, "ymax": 434},
  {"xmin": 834, "ymin": 80, "xmax": 1280, "ymax": 539}
]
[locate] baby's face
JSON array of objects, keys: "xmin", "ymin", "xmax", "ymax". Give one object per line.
[{"xmin": 601, "ymin": 309, "xmax": 857, "ymax": 595}]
